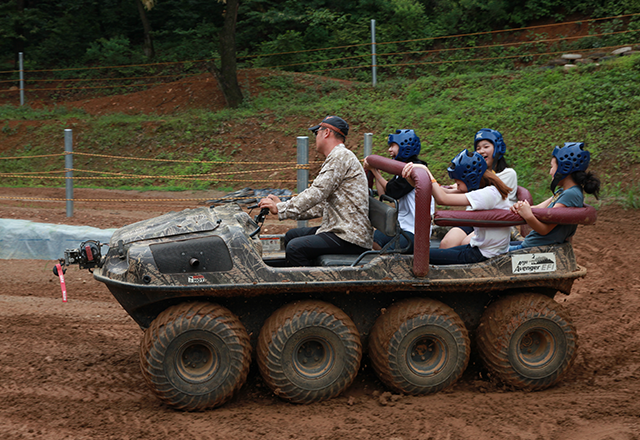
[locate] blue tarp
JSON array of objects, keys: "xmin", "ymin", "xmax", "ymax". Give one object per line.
[{"xmin": 0, "ymin": 219, "xmax": 115, "ymax": 260}]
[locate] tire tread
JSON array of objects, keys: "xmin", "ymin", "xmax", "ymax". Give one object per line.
[
  {"xmin": 476, "ymin": 293, "xmax": 578, "ymax": 390},
  {"xmin": 369, "ymin": 298, "xmax": 470, "ymax": 395},
  {"xmin": 257, "ymin": 300, "xmax": 362, "ymax": 404},
  {"xmin": 140, "ymin": 302, "xmax": 251, "ymax": 411}
]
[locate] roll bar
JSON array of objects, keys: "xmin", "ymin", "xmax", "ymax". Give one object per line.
[{"xmin": 365, "ymin": 155, "xmax": 431, "ymax": 277}]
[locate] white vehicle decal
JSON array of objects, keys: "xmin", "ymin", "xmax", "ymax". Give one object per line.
[{"xmin": 512, "ymin": 253, "xmax": 557, "ymax": 274}]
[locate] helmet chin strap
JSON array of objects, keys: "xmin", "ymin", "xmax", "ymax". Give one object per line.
[{"xmin": 550, "ymin": 174, "xmax": 563, "ymax": 193}]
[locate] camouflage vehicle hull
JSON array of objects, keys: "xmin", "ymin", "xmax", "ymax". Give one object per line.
[
  {"xmin": 90, "ymin": 202, "xmax": 585, "ymax": 410},
  {"xmin": 98, "ymin": 203, "xmax": 583, "ymax": 332}
]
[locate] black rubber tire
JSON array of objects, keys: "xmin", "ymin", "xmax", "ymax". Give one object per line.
[
  {"xmin": 256, "ymin": 300, "xmax": 362, "ymax": 404},
  {"xmin": 476, "ymin": 293, "xmax": 578, "ymax": 390},
  {"xmin": 368, "ymin": 298, "xmax": 470, "ymax": 395},
  {"xmin": 140, "ymin": 302, "xmax": 251, "ymax": 411}
]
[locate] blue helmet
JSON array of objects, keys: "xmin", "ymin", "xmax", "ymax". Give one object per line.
[
  {"xmin": 388, "ymin": 129, "xmax": 421, "ymax": 162},
  {"xmin": 447, "ymin": 149, "xmax": 487, "ymax": 191},
  {"xmin": 550, "ymin": 142, "xmax": 590, "ymax": 194},
  {"xmin": 474, "ymin": 128, "xmax": 506, "ymax": 162}
]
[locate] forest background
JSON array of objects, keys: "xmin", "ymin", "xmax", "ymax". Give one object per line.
[
  {"xmin": 1, "ymin": 0, "xmax": 640, "ymax": 208},
  {"xmin": 2, "ymin": 0, "xmax": 640, "ymax": 71}
]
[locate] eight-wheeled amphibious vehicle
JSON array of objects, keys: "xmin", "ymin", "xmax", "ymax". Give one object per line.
[{"xmin": 57, "ymin": 155, "xmax": 597, "ymax": 410}]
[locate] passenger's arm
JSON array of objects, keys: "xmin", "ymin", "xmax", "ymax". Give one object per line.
[
  {"xmin": 440, "ymin": 184, "xmax": 462, "ymax": 194},
  {"xmin": 513, "ymin": 200, "xmax": 560, "ymax": 235},
  {"xmin": 402, "ymin": 163, "xmax": 470, "ymax": 206},
  {"xmin": 401, "ymin": 162, "xmax": 421, "ymax": 187},
  {"xmin": 431, "ymin": 184, "xmax": 471, "ymax": 206},
  {"xmin": 534, "ymin": 196, "xmax": 554, "ymax": 209},
  {"xmin": 364, "ymin": 162, "xmax": 388, "ymax": 196}
]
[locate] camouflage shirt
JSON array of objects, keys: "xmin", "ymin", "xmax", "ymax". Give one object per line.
[{"xmin": 277, "ymin": 144, "xmax": 373, "ymax": 249}]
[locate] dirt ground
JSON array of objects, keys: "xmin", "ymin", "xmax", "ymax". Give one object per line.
[{"xmin": 1, "ymin": 188, "xmax": 640, "ymax": 440}]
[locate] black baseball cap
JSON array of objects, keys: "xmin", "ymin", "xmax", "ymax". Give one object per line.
[{"xmin": 309, "ymin": 116, "xmax": 349, "ymax": 137}]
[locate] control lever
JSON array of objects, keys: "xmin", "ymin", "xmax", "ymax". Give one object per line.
[{"xmin": 249, "ymin": 207, "xmax": 271, "ymax": 238}]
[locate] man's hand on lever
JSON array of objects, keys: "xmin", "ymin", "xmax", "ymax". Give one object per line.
[{"xmin": 258, "ymin": 194, "xmax": 281, "ymax": 215}]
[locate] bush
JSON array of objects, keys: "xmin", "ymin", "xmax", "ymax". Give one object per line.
[{"xmin": 83, "ymin": 36, "xmax": 140, "ymax": 68}]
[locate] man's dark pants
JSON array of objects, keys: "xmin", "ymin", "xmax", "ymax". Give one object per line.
[{"xmin": 284, "ymin": 227, "xmax": 368, "ymax": 266}]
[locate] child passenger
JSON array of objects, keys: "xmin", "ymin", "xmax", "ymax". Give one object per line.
[
  {"xmin": 403, "ymin": 149, "xmax": 512, "ymax": 265},
  {"xmin": 510, "ymin": 142, "xmax": 600, "ymax": 251},
  {"xmin": 439, "ymin": 128, "xmax": 517, "ymax": 249},
  {"xmin": 364, "ymin": 129, "xmax": 431, "ymax": 253}
]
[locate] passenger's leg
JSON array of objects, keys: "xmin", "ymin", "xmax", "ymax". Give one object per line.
[
  {"xmin": 373, "ymin": 230, "xmax": 391, "ymax": 250},
  {"xmin": 439, "ymin": 226, "xmax": 473, "ymax": 249},
  {"xmin": 374, "ymin": 230, "xmax": 415, "ymax": 253},
  {"xmin": 397, "ymin": 231, "xmax": 415, "ymax": 253},
  {"xmin": 429, "ymin": 244, "xmax": 487, "ymax": 265},
  {"xmin": 286, "ymin": 232, "xmax": 367, "ymax": 266}
]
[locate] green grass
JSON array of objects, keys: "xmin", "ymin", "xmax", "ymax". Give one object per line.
[
  {"xmin": 0, "ymin": 105, "xmax": 88, "ymax": 120},
  {"xmin": 1, "ymin": 54, "xmax": 640, "ymax": 208}
]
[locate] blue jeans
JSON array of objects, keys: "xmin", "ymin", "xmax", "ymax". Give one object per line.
[
  {"xmin": 509, "ymin": 242, "xmax": 524, "ymax": 251},
  {"xmin": 284, "ymin": 227, "xmax": 369, "ymax": 266},
  {"xmin": 429, "ymin": 244, "xmax": 487, "ymax": 265},
  {"xmin": 374, "ymin": 230, "xmax": 415, "ymax": 253}
]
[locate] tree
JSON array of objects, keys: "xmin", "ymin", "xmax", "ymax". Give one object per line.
[
  {"xmin": 140, "ymin": 0, "xmax": 243, "ymax": 108},
  {"xmin": 136, "ymin": 0, "xmax": 155, "ymax": 58},
  {"xmin": 206, "ymin": 0, "xmax": 243, "ymax": 108}
]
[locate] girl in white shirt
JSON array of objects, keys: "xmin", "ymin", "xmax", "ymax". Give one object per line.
[
  {"xmin": 364, "ymin": 129, "xmax": 432, "ymax": 253},
  {"xmin": 403, "ymin": 149, "xmax": 512, "ymax": 265},
  {"xmin": 439, "ymin": 128, "xmax": 518, "ymax": 249}
]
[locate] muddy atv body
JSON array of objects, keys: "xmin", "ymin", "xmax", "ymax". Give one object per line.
[{"xmin": 59, "ymin": 155, "xmax": 596, "ymax": 410}]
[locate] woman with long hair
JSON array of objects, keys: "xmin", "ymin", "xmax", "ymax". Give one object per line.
[
  {"xmin": 403, "ymin": 149, "xmax": 512, "ymax": 265},
  {"xmin": 510, "ymin": 142, "xmax": 600, "ymax": 250}
]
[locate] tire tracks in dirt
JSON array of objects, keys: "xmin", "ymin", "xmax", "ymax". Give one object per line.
[{"xmin": 2, "ymin": 201, "xmax": 640, "ymax": 439}]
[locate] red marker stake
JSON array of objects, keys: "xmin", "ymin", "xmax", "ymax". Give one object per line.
[{"xmin": 56, "ymin": 263, "xmax": 68, "ymax": 302}]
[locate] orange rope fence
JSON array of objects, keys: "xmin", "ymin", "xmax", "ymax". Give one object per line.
[
  {"xmin": 70, "ymin": 152, "xmax": 323, "ymax": 164},
  {"xmin": 375, "ymin": 30, "xmax": 636, "ymax": 61},
  {"xmin": 0, "ymin": 58, "xmax": 211, "ymax": 75},
  {"xmin": 0, "ymin": 151, "xmax": 315, "ymax": 192},
  {"xmin": 0, "ymin": 13, "xmax": 636, "ymax": 92},
  {"xmin": 0, "ymin": 151, "xmax": 324, "ymax": 165},
  {"xmin": 2, "ymin": 72, "xmax": 204, "ymax": 84},
  {"xmin": 0, "ymin": 195, "xmax": 260, "ymax": 203},
  {"xmin": 1, "ymin": 11, "xmax": 637, "ymax": 75},
  {"xmin": 0, "ymin": 174, "xmax": 298, "ymax": 182},
  {"xmin": 373, "ymin": 12, "xmax": 640, "ymax": 47},
  {"xmin": 3, "ymin": 39, "xmax": 635, "ymax": 92},
  {"xmin": 263, "ymin": 20, "xmax": 639, "ymax": 71},
  {"xmin": 304, "ymin": 41, "xmax": 635, "ymax": 74},
  {"xmin": 377, "ymin": 44, "xmax": 635, "ymax": 70},
  {"xmin": 1, "ymin": 78, "xmax": 208, "ymax": 93},
  {"xmin": 0, "ymin": 153, "xmax": 65, "ymax": 160}
]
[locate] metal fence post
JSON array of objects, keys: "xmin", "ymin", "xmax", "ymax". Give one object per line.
[
  {"xmin": 364, "ymin": 133, "xmax": 373, "ymax": 158},
  {"xmin": 19, "ymin": 52, "xmax": 24, "ymax": 106},
  {"xmin": 371, "ymin": 20, "xmax": 377, "ymax": 87},
  {"xmin": 65, "ymin": 129, "xmax": 74, "ymax": 217},
  {"xmin": 296, "ymin": 136, "xmax": 309, "ymax": 228}
]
